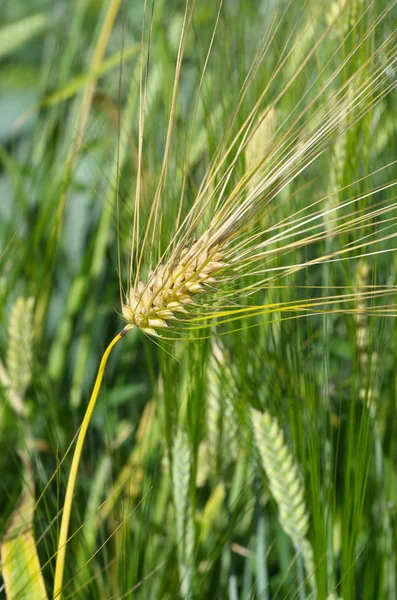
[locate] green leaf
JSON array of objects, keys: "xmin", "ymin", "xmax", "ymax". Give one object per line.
[
  {"xmin": 0, "ymin": 15, "xmax": 48, "ymax": 60},
  {"xmin": 35, "ymin": 45, "xmax": 140, "ymax": 110},
  {"xmin": 0, "ymin": 456, "xmax": 48, "ymax": 600}
]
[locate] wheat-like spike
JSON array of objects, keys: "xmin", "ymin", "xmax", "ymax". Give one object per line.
[
  {"xmin": 172, "ymin": 428, "xmax": 195, "ymax": 599},
  {"xmin": 122, "ymin": 4, "xmax": 397, "ymax": 336},
  {"xmin": 6, "ymin": 297, "xmax": 34, "ymax": 401},
  {"xmin": 122, "ymin": 233, "xmax": 225, "ymax": 336},
  {"xmin": 205, "ymin": 341, "xmax": 226, "ymax": 472},
  {"xmin": 245, "ymin": 107, "xmax": 278, "ymax": 176},
  {"xmin": 355, "ymin": 260, "xmax": 379, "ymax": 408},
  {"xmin": 120, "ymin": 0, "xmax": 397, "ymax": 339},
  {"xmin": 223, "ymin": 396, "xmax": 239, "ymax": 462},
  {"xmin": 206, "ymin": 340, "xmax": 239, "ymax": 472},
  {"xmin": 251, "ymin": 408, "xmax": 316, "ymax": 596},
  {"xmin": 206, "ymin": 361, "xmax": 222, "ymax": 473}
]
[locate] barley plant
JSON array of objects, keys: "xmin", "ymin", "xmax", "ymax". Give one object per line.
[{"xmin": 0, "ymin": 0, "xmax": 396, "ymax": 598}]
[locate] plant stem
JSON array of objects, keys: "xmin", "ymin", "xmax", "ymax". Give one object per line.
[{"xmin": 53, "ymin": 326, "xmax": 131, "ymax": 599}]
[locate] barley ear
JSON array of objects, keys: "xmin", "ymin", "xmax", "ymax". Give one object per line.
[
  {"xmin": 206, "ymin": 340, "xmax": 239, "ymax": 477},
  {"xmin": 355, "ymin": 260, "xmax": 378, "ymax": 409},
  {"xmin": 3, "ymin": 296, "xmax": 35, "ymax": 416},
  {"xmin": 245, "ymin": 106, "xmax": 277, "ymax": 173},
  {"xmin": 122, "ymin": 235, "xmax": 226, "ymax": 336},
  {"xmin": 7, "ymin": 296, "xmax": 34, "ymax": 394},
  {"xmin": 251, "ymin": 409, "xmax": 316, "ymax": 597},
  {"xmin": 206, "ymin": 352, "xmax": 222, "ymax": 473},
  {"xmin": 172, "ymin": 428, "xmax": 195, "ymax": 599}
]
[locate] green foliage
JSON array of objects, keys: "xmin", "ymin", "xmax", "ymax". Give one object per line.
[
  {"xmin": 0, "ymin": 14, "xmax": 48, "ymax": 60},
  {"xmin": 0, "ymin": 0, "xmax": 396, "ymax": 599}
]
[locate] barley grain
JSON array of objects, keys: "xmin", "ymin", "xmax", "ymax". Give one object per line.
[{"xmin": 122, "ymin": 235, "xmax": 225, "ymax": 335}]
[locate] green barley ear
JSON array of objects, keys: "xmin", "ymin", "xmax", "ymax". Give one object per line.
[
  {"xmin": 355, "ymin": 260, "xmax": 378, "ymax": 408},
  {"xmin": 172, "ymin": 428, "xmax": 195, "ymax": 599},
  {"xmin": 206, "ymin": 340, "xmax": 239, "ymax": 475},
  {"xmin": 4, "ymin": 297, "xmax": 34, "ymax": 415},
  {"xmin": 245, "ymin": 107, "xmax": 277, "ymax": 173},
  {"xmin": 251, "ymin": 408, "xmax": 316, "ymax": 596}
]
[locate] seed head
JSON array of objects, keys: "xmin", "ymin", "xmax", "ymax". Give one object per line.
[{"xmin": 122, "ymin": 235, "xmax": 225, "ymax": 336}]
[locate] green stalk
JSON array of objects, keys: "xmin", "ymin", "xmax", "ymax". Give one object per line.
[{"xmin": 52, "ymin": 326, "xmax": 132, "ymax": 599}]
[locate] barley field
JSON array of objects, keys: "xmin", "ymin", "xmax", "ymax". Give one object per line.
[{"xmin": 0, "ymin": 0, "xmax": 396, "ymax": 598}]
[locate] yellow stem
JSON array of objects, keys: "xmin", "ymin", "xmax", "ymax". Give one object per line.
[{"xmin": 53, "ymin": 326, "xmax": 131, "ymax": 599}]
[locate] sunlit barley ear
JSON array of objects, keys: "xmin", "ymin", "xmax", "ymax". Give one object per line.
[
  {"xmin": 121, "ymin": 234, "xmax": 226, "ymax": 337},
  {"xmin": 120, "ymin": 0, "xmax": 397, "ymax": 342},
  {"xmin": 251, "ymin": 408, "xmax": 317, "ymax": 597},
  {"xmin": 2, "ymin": 296, "xmax": 34, "ymax": 416},
  {"xmin": 172, "ymin": 428, "xmax": 195, "ymax": 599},
  {"xmin": 195, "ymin": 441, "xmax": 210, "ymax": 488},
  {"xmin": 199, "ymin": 482, "xmax": 226, "ymax": 543}
]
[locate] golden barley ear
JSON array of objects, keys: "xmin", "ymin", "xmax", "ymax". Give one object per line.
[
  {"xmin": 122, "ymin": 233, "xmax": 225, "ymax": 336},
  {"xmin": 251, "ymin": 408, "xmax": 316, "ymax": 596}
]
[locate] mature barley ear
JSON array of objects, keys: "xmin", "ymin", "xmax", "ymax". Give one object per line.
[
  {"xmin": 251, "ymin": 409, "xmax": 316, "ymax": 597},
  {"xmin": 122, "ymin": 236, "xmax": 226, "ymax": 337},
  {"xmin": 172, "ymin": 428, "xmax": 195, "ymax": 599},
  {"xmin": 2, "ymin": 296, "xmax": 34, "ymax": 416},
  {"xmin": 121, "ymin": 0, "xmax": 397, "ymax": 340}
]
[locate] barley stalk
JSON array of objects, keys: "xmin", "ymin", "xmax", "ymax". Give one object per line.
[{"xmin": 53, "ymin": 329, "xmax": 128, "ymax": 599}]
